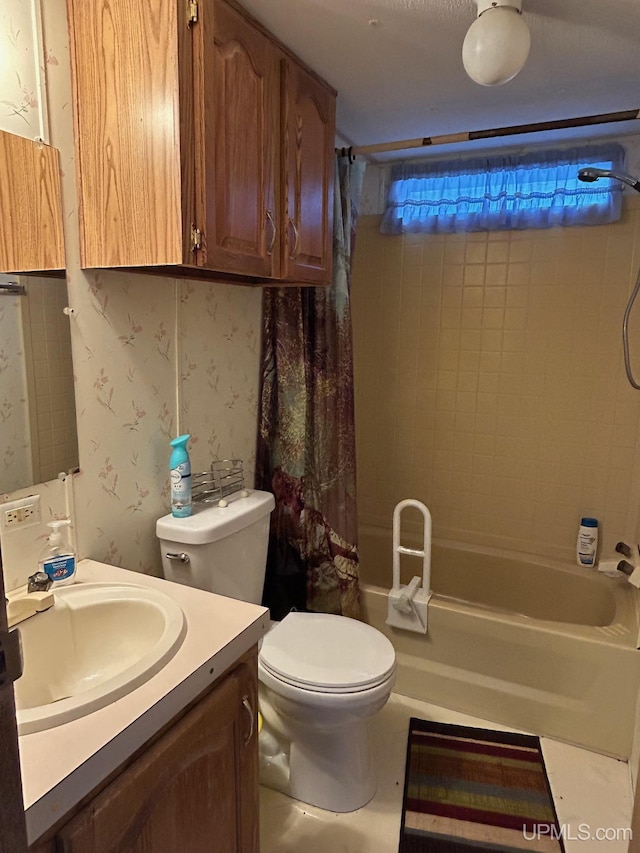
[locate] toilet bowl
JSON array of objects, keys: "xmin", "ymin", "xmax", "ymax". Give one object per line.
[
  {"xmin": 258, "ymin": 611, "xmax": 396, "ymax": 812},
  {"xmin": 156, "ymin": 491, "xmax": 397, "ymax": 812}
]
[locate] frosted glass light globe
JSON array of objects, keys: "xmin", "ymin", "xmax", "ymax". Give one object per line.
[{"xmin": 462, "ymin": 5, "xmax": 531, "ymax": 86}]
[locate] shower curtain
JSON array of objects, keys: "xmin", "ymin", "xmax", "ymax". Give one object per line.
[{"xmin": 256, "ymin": 153, "xmax": 365, "ymax": 620}]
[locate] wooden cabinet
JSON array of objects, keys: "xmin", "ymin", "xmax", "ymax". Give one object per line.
[
  {"xmin": 0, "ymin": 131, "xmax": 65, "ymax": 274},
  {"xmin": 67, "ymin": 0, "xmax": 335, "ymax": 286},
  {"xmin": 29, "ymin": 652, "xmax": 259, "ymax": 853},
  {"xmin": 197, "ymin": 0, "xmax": 280, "ymax": 279},
  {"xmin": 282, "ymin": 59, "xmax": 335, "ymax": 285}
]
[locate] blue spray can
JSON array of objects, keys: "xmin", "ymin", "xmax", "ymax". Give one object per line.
[{"xmin": 170, "ymin": 434, "xmax": 192, "ymax": 517}]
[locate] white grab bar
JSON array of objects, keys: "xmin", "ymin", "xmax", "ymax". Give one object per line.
[
  {"xmin": 387, "ymin": 499, "xmax": 432, "ymax": 634},
  {"xmin": 392, "ymin": 498, "xmax": 432, "ymax": 596}
]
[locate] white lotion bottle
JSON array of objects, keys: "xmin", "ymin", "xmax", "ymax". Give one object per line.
[
  {"xmin": 576, "ymin": 517, "xmax": 598, "ymax": 567},
  {"xmin": 38, "ymin": 519, "xmax": 77, "ymax": 586}
]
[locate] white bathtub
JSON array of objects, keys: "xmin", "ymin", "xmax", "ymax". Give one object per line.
[{"xmin": 359, "ymin": 526, "xmax": 640, "ymax": 759}]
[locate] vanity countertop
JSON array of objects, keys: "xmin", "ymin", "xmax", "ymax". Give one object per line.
[{"xmin": 18, "ymin": 559, "xmax": 269, "ymax": 845}]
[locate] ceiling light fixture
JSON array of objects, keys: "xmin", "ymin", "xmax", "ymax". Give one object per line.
[{"xmin": 462, "ymin": 0, "xmax": 531, "ymax": 87}]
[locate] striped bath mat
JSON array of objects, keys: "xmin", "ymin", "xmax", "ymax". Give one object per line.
[{"xmin": 399, "ymin": 718, "xmax": 564, "ymax": 852}]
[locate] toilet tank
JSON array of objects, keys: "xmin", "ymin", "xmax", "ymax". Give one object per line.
[{"xmin": 156, "ymin": 490, "xmax": 275, "ymax": 604}]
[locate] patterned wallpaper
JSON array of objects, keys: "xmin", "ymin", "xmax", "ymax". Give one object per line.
[{"xmin": 0, "ymin": 0, "xmax": 48, "ymax": 140}]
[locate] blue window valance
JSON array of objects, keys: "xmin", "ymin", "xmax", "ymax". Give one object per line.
[{"xmin": 380, "ymin": 143, "xmax": 626, "ymax": 235}]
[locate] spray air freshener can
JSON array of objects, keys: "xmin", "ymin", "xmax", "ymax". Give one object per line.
[
  {"xmin": 170, "ymin": 434, "xmax": 192, "ymax": 518},
  {"xmin": 576, "ymin": 517, "xmax": 598, "ymax": 567}
]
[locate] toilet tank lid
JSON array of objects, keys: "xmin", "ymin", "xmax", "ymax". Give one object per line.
[{"xmin": 156, "ymin": 490, "xmax": 275, "ymax": 545}]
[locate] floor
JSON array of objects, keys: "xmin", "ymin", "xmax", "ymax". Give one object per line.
[{"xmin": 260, "ymin": 692, "xmax": 634, "ymax": 852}]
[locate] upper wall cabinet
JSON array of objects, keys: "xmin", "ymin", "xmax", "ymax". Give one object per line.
[
  {"xmin": 0, "ymin": 132, "xmax": 65, "ymax": 274},
  {"xmin": 282, "ymin": 59, "xmax": 335, "ymax": 285},
  {"xmin": 66, "ymin": 0, "xmax": 336, "ymax": 286},
  {"xmin": 199, "ymin": 0, "xmax": 280, "ymax": 279}
]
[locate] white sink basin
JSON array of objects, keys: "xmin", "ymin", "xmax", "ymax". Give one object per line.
[{"xmin": 14, "ymin": 583, "xmax": 186, "ymax": 735}]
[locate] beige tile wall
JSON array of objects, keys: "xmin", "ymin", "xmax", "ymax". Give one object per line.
[{"xmin": 352, "ymin": 196, "xmax": 640, "ymax": 562}]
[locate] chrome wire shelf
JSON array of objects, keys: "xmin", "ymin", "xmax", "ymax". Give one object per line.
[{"xmin": 192, "ymin": 459, "xmax": 245, "ymax": 505}]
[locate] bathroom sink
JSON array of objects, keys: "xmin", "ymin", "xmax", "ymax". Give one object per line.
[{"xmin": 13, "ymin": 583, "xmax": 186, "ymax": 735}]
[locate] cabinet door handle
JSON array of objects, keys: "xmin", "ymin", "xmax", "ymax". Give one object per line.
[
  {"xmin": 242, "ymin": 694, "xmax": 254, "ymax": 745},
  {"xmin": 288, "ymin": 218, "xmax": 299, "ymax": 260},
  {"xmin": 265, "ymin": 210, "xmax": 276, "ymax": 256}
]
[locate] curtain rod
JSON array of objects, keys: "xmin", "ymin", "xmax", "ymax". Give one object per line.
[{"xmin": 346, "ymin": 108, "xmax": 640, "ymax": 158}]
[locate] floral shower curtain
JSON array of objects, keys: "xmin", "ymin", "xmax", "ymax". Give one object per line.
[{"xmin": 256, "ymin": 153, "xmax": 366, "ymax": 620}]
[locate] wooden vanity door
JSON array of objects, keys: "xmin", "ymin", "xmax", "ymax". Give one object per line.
[{"xmin": 56, "ymin": 671, "xmax": 249, "ymax": 853}]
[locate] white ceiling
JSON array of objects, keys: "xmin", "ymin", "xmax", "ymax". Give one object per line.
[{"xmin": 240, "ymin": 0, "xmax": 640, "ymax": 161}]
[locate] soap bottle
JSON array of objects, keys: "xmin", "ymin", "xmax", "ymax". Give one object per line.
[
  {"xmin": 38, "ymin": 519, "xmax": 77, "ymax": 586},
  {"xmin": 170, "ymin": 434, "xmax": 192, "ymax": 518},
  {"xmin": 576, "ymin": 517, "xmax": 598, "ymax": 567}
]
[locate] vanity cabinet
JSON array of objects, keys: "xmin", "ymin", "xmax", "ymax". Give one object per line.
[
  {"xmin": 67, "ymin": 0, "xmax": 335, "ymax": 286},
  {"xmin": 0, "ymin": 131, "xmax": 65, "ymax": 274},
  {"xmin": 29, "ymin": 651, "xmax": 259, "ymax": 853}
]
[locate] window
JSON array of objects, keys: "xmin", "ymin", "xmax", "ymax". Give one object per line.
[{"xmin": 380, "ymin": 143, "xmax": 626, "ymax": 235}]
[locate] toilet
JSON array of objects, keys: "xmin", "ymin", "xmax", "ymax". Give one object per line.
[{"xmin": 156, "ymin": 490, "xmax": 396, "ymax": 813}]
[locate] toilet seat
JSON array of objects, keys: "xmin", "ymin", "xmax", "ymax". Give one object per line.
[{"xmin": 259, "ymin": 612, "xmax": 396, "ymax": 695}]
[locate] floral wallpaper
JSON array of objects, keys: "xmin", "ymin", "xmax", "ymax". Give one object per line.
[
  {"xmin": 0, "ymin": 0, "xmax": 46, "ymax": 139},
  {"xmin": 68, "ymin": 270, "xmax": 179, "ymax": 573},
  {"xmin": 63, "ymin": 270, "xmax": 261, "ymax": 575},
  {"xmin": 179, "ymin": 281, "xmax": 261, "ymax": 476},
  {"xmin": 0, "ymin": 0, "xmax": 263, "ymax": 587},
  {"xmin": 0, "ymin": 280, "xmax": 32, "ymax": 493}
]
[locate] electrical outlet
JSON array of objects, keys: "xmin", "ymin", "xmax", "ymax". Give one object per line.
[{"xmin": 1, "ymin": 495, "xmax": 41, "ymax": 532}]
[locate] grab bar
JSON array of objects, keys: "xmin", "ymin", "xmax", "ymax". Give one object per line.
[
  {"xmin": 387, "ymin": 499, "xmax": 432, "ymax": 634},
  {"xmin": 392, "ymin": 499, "xmax": 432, "ymax": 597}
]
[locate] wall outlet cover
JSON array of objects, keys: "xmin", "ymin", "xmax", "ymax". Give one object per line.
[{"xmin": 1, "ymin": 495, "xmax": 41, "ymax": 532}]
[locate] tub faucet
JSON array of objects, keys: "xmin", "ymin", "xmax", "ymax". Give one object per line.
[
  {"xmin": 616, "ymin": 542, "xmax": 640, "ymax": 588},
  {"xmin": 615, "ymin": 541, "xmax": 633, "ymax": 559}
]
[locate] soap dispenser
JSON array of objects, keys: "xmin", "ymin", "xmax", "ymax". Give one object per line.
[{"xmin": 38, "ymin": 519, "xmax": 77, "ymax": 586}]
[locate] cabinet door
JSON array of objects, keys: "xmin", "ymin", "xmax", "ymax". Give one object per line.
[
  {"xmin": 67, "ymin": 0, "xmax": 192, "ymax": 269},
  {"xmin": 56, "ymin": 671, "xmax": 248, "ymax": 853},
  {"xmin": 196, "ymin": 0, "xmax": 280, "ymax": 278},
  {"xmin": 0, "ymin": 132, "xmax": 65, "ymax": 273},
  {"xmin": 282, "ymin": 60, "xmax": 335, "ymax": 285},
  {"xmin": 235, "ymin": 653, "xmax": 259, "ymax": 853}
]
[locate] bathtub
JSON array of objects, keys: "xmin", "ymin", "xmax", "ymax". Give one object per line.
[{"xmin": 358, "ymin": 526, "xmax": 640, "ymax": 759}]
